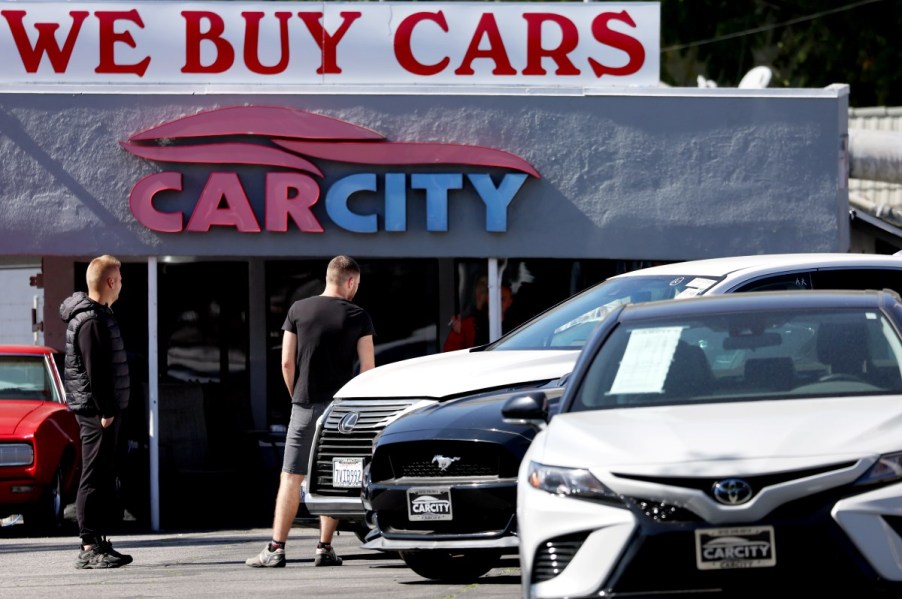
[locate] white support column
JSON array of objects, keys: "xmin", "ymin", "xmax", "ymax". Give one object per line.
[
  {"xmin": 147, "ymin": 257, "xmax": 160, "ymax": 531},
  {"xmin": 487, "ymin": 258, "xmax": 502, "ymax": 342}
]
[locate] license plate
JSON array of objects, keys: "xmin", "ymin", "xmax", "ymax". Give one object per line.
[
  {"xmin": 332, "ymin": 457, "xmax": 364, "ymax": 488},
  {"xmin": 407, "ymin": 487, "xmax": 452, "ymax": 521},
  {"xmin": 695, "ymin": 526, "xmax": 776, "ymax": 570}
]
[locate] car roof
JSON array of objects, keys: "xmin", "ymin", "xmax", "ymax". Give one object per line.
[
  {"xmin": 0, "ymin": 345, "xmax": 56, "ymax": 355},
  {"xmin": 611, "ymin": 253, "xmax": 902, "ymax": 280},
  {"xmin": 617, "ymin": 289, "xmax": 896, "ymax": 322}
]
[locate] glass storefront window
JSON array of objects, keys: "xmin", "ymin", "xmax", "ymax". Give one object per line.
[{"xmin": 158, "ymin": 261, "xmax": 249, "ymax": 385}]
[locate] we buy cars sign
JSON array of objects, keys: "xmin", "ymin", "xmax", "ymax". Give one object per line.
[{"xmin": 0, "ymin": 1, "xmax": 660, "ymax": 90}]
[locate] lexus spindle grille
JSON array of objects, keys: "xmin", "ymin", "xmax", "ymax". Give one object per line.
[{"xmin": 309, "ymin": 399, "xmax": 427, "ymax": 497}]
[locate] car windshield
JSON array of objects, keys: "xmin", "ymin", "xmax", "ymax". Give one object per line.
[
  {"xmin": 0, "ymin": 356, "xmax": 54, "ymax": 401},
  {"xmin": 569, "ymin": 307, "xmax": 902, "ymax": 412},
  {"xmin": 493, "ymin": 274, "xmax": 721, "ymax": 350}
]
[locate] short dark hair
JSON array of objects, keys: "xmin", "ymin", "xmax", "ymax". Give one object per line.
[{"xmin": 326, "ymin": 255, "xmax": 361, "ymax": 285}]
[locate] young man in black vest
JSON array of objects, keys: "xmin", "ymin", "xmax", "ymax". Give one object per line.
[{"xmin": 60, "ymin": 255, "xmax": 132, "ymax": 569}]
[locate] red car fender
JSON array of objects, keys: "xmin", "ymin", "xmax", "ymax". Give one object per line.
[{"xmin": 21, "ymin": 404, "xmax": 81, "ymax": 494}]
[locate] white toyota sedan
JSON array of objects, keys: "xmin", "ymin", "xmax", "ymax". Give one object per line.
[{"xmin": 506, "ymin": 290, "xmax": 902, "ymax": 598}]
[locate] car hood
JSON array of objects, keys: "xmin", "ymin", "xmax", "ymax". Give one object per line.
[
  {"xmin": 538, "ymin": 395, "xmax": 902, "ymax": 477},
  {"xmin": 0, "ymin": 401, "xmax": 43, "ymax": 435},
  {"xmin": 377, "ymin": 390, "xmax": 551, "ymax": 442},
  {"xmin": 337, "ymin": 349, "xmax": 577, "ymax": 399}
]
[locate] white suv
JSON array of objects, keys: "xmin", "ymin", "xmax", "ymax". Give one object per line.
[{"xmin": 302, "ymin": 253, "xmax": 902, "ymax": 532}]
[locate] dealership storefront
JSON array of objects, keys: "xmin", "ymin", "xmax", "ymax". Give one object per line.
[{"xmin": 0, "ymin": 2, "xmax": 852, "ymax": 528}]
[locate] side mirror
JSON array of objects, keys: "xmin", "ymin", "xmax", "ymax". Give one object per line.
[{"xmin": 502, "ymin": 391, "xmax": 550, "ymax": 428}]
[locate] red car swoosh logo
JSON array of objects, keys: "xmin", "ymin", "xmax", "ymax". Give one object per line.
[{"xmin": 120, "ymin": 105, "xmax": 540, "ymax": 179}]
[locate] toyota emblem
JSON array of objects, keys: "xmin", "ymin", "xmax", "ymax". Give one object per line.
[
  {"xmin": 712, "ymin": 479, "xmax": 754, "ymax": 505},
  {"xmin": 338, "ymin": 412, "xmax": 359, "ymax": 434}
]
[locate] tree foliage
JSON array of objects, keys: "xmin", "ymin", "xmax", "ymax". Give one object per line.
[{"xmin": 659, "ymin": 0, "xmax": 899, "ymax": 106}]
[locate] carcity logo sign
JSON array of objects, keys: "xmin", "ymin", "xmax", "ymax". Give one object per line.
[{"xmin": 121, "ymin": 105, "xmax": 540, "ymax": 234}]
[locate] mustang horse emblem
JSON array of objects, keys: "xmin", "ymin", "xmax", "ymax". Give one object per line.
[{"xmin": 432, "ymin": 455, "xmax": 461, "ymax": 472}]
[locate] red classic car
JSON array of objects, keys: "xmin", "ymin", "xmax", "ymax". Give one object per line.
[{"xmin": 0, "ymin": 345, "xmax": 80, "ymax": 533}]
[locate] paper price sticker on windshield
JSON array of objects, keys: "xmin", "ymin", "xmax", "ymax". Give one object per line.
[{"xmin": 610, "ymin": 326, "xmax": 683, "ymax": 394}]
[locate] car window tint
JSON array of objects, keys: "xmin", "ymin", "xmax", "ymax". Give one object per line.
[
  {"xmin": 811, "ymin": 268, "xmax": 902, "ymax": 295},
  {"xmin": 569, "ymin": 308, "xmax": 902, "ymax": 412},
  {"xmin": 0, "ymin": 356, "xmax": 53, "ymax": 401},
  {"xmin": 732, "ymin": 272, "xmax": 812, "ymax": 293}
]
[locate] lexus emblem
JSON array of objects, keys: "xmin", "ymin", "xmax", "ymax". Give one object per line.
[
  {"xmin": 432, "ymin": 455, "xmax": 461, "ymax": 472},
  {"xmin": 338, "ymin": 412, "xmax": 359, "ymax": 434},
  {"xmin": 712, "ymin": 479, "xmax": 754, "ymax": 505}
]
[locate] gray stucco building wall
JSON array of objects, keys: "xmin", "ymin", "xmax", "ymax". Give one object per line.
[{"xmin": 1, "ymin": 86, "xmax": 849, "ymax": 261}]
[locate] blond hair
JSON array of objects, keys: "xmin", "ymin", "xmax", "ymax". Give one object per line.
[
  {"xmin": 326, "ymin": 255, "xmax": 360, "ymax": 286},
  {"xmin": 86, "ymin": 255, "xmax": 121, "ymax": 294}
]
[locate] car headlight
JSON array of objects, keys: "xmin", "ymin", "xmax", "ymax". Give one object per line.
[
  {"xmin": 527, "ymin": 461, "xmax": 624, "ymax": 505},
  {"xmin": 856, "ymin": 452, "xmax": 902, "ymax": 486},
  {"xmin": 0, "ymin": 443, "xmax": 34, "ymax": 467}
]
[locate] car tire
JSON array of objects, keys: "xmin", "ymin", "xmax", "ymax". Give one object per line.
[
  {"xmin": 23, "ymin": 466, "xmax": 65, "ymax": 535},
  {"xmin": 399, "ymin": 549, "xmax": 502, "ymax": 582}
]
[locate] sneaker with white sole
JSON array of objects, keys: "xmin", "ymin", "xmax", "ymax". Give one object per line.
[
  {"xmin": 246, "ymin": 544, "xmax": 286, "ymax": 568},
  {"xmin": 314, "ymin": 543, "xmax": 342, "ymax": 567}
]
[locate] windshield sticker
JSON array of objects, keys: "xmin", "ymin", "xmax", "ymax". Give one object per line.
[
  {"xmin": 610, "ymin": 327, "xmax": 683, "ymax": 394},
  {"xmin": 675, "ymin": 277, "xmax": 717, "ymax": 298}
]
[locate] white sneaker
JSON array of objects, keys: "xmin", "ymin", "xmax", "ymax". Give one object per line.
[{"xmin": 246, "ymin": 545, "xmax": 286, "ymax": 568}]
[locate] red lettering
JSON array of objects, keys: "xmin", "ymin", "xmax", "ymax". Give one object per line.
[
  {"xmin": 588, "ymin": 11, "xmax": 645, "ymax": 79},
  {"xmin": 297, "ymin": 11, "xmax": 361, "ymax": 75},
  {"xmin": 454, "ymin": 13, "xmax": 515, "ymax": 76},
  {"xmin": 0, "ymin": 10, "xmax": 88, "ymax": 73},
  {"xmin": 129, "ymin": 172, "xmax": 184, "ymax": 233},
  {"xmin": 95, "ymin": 10, "xmax": 150, "ymax": 76},
  {"xmin": 242, "ymin": 11, "xmax": 291, "ymax": 75},
  {"xmin": 265, "ymin": 173, "xmax": 323, "ymax": 232},
  {"xmin": 186, "ymin": 173, "xmax": 261, "ymax": 232},
  {"xmin": 394, "ymin": 11, "xmax": 449, "ymax": 76},
  {"xmin": 181, "ymin": 11, "xmax": 234, "ymax": 74},
  {"xmin": 522, "ymin": 13, "xmax": 580, "ymax": 76}
]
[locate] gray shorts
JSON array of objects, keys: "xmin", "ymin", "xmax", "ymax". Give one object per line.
[{"xmin": 282, "ymin": 403, "xmax": 325, "ymax": 475}]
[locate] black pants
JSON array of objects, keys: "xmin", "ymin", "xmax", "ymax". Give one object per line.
[{"xmin": 75, "ymin": 414, "xmax": 120, "ymax": 546}]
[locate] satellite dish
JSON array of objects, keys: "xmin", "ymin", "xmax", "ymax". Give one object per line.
[{"xmin": 738, "ymin": 66, "xmax": 772, "ymax": 89}]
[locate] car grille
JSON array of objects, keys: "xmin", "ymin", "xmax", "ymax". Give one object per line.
[
  {"xmin": 380, "ymin": 441, "xmax": 511, "ymax": 480},
  {"xmin": 369, "ymin": 440, "xmax": 521, "ymax": 537},
  {"xmin": 531, "ymin": 531, "xmax": 591, "ymax": 584},
  {"xmin": 309, "ymin": 399, "xmax": 429, "ymax": 497},
  {"xmin": 374, "ymin": 485, "xmax": 517, "ymax": 537},
  {"xmin": 607, "ymin": 510, "xmax": 884, "ymax": 595}
]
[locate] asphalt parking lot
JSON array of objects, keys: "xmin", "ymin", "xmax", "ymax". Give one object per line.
[{"xmin": 0, "ymin": 518, "xmax": 521, "ymax": 599}]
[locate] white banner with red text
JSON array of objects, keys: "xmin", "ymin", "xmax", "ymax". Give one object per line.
[{"xmin": 0, "ymin": 1, "xmax": 660, "ymax": 91}]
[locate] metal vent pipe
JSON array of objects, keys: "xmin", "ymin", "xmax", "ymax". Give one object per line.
[{"xmin": 849, "ymin": 129, "xmax": 902, "ymax": 185}]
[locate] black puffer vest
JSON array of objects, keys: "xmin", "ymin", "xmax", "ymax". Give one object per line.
[{"xmin": 59, "ymin": 292, "xmax": 130, "ymax": 415}]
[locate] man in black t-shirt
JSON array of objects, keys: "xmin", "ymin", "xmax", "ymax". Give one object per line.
[{"xmin": 247, "ymin": 256, "xmax": 375, "ymax": 569}]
